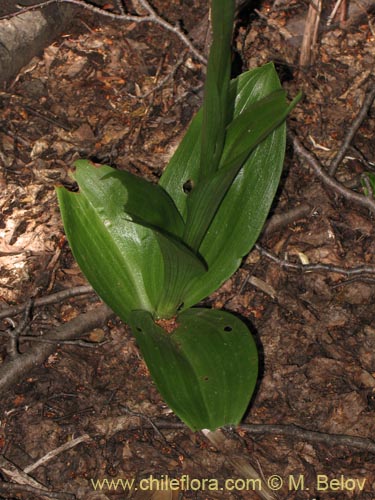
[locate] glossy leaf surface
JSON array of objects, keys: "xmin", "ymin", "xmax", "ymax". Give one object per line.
[
  {"xmin": 182, "ymin": 90, "xmax": 299, "ymax": 251},
  {"xmin": 160, "ymin": 64, "xmax": 300, "ymax": 308},
  {"xmin": 128, "ymin": 308, "xmax": 258, "ymax": 431},
  {"xmin": 57, "ymin": 161, "xmax": 163, "ymax": 319}
]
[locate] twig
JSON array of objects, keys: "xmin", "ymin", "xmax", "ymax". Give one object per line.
[
  {"xmin": 3, "ymin": 300, "xmax": 33, "ymax": 359},
  {"xmin": 255, "ymin": 244, "xmax": 375, "ymax": 277},
  {"xmin": 288, "ymin": 130, "xmax": 375, "ymax": 215},
  {"xmin": 253, "ymin": 8, "xmax": 293, "ymax": 40},
  {"xmin": 89, "ymin": 416, "xmax": 375, "ymax": 454},
  {"xmin": 120, "ymin": 404, "xmax": 166, "ymax": 441},
  {"xmin": 0, "ymin": 455, "xmax": 48, "ymax": 491},
  {"xmin": 24, "ymin": 434, "xmax": 91, "ymax": 474},
  {"xmin": 24, "ymin": 105, "xmax": 72, "ymax": 131},
  {"xmin": 0, "ymin": 0, "xmax": 207, "ymax": 64},
  {"xmin": 0, "ymin": 304, "xmax": 114, "ymax": 395},
  {"xmin": 0, "ymin": 285, "xmax": 94, "ymax": 320},
  {"xmin": 0, "ymin": 482, "xmax": 75, "ymax": 500},
  {"xmin": 239, "ymin": 423, "xmax": 375, "ymax": 454},
  {"xmin": 332, "ymin": 276, "xmax": 375, "ymax": 287},
  {"xmin": 20, "ymin": 336, "xmax": 109, "ymax": 347},
  {"xmin": 140, "ymin": 51, "xmax": 187, "ymax": 99},
  {"xmin": 329, "ymin": 82, "xmax": 375, "ymax": 175},
  {"xmin": 327, "ymin": 0, "xmax": 345, "ymax": 25},
  {"xmin": 115, "ymin": 0, "xmax": 125, "ymax": 15},
  {"xmin": 261, "ymin": 203, "xmax": 313, "ymax": 236}
]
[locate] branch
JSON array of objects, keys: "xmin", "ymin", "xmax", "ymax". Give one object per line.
[
  {"xmin": 0, "ymin": 0, "xmax": 207, "ymax": 64},
  {"xmin": 0, "ymin": 285, "xmax": 94, "ymax": 320},
  {"xmin": 24, "ymin": 434, "xmax": 91, "ymax": 474},
  {"xmin": 0, "ymin": 455, "xmax": 48, "ymax": 491},
  {"xmin": 3, "ymin": 300, "xmax": 33, "ymax": 359},
  {"xmin": 329, "ymin": 81, "xmax": 375, "ymax": 175},
  {"xmin": 0, "ymin": 482, "xmax": 74, "ymax": 500},
  {"xmin": 0, "ymin": 304, "xmax": 114, "ymax": 395},
  {"xmin": 239, "ymin": 423, "xmax": 375, "ymax": 454},
  {"xmin": 255, "ymin": 244, "xmax": 375, "ymax": 277},
  {"xmin": 89, "ymin": 415, "xmax": 375, "ymax": 455},
  {"xmin": 261, "ymin": 203, "xmax": 312, "ymax": 237},
  {"xmin": 289, "ymin": 130, "xmax": 375, "ymax": 215}
]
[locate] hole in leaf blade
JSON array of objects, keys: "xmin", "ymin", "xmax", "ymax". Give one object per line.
[{"xmin": 182, "ymin": 179, "xmax": 194, "ymax": 194}]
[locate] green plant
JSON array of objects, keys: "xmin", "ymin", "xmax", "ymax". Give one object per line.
[
  {"xmin": 57, "ymin": 0, "xmax": 300, "ymax": 431},
  {"xmin": 362, "ymin": 172, "xmax": 375, "ymax": 197}
]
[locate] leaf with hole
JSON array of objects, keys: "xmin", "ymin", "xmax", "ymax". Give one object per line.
[
  {"xmin": 128, "ymin": 308, "xmax": 258, "ymax": 431},
  {"xmin": 56, "ymin": 0, "xmax": 300, "ymax": 432}
]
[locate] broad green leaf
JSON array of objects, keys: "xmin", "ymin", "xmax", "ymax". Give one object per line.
[
  {"xmin": 160, "ymin": 64, "xmax": 285, "ymax": 216},
  {"xmin": 159, "ymin": 108, "xmax": 203, "ymax": 218},
  {"xmin": 200, "ymin": 0, "xmax": 235, "ymax": 178},
  {"xmin": 102, "ymin": 168, "xmax": 185, "ymax": 238},
  {"xmin": 183, "ymin": 90, "xmax": 300, "ymax": 250},
  {"xmin": 128, "ymin": 308, "xmax": 258, "ymax": 431},
  {"xmin": 153, "ymin": 230, "xmax": 207, "ymax": 318},
  {"xmin": 183, "ymin": 130, "xmax": 285, "ymax": 307},
  {"xmin": 57, "ymin": 161, "xmax": 163, "ymax": 319},
  {"xmin": 98, "ymin": 167, "xmax": 207, "ymax": 319},
  {"xmin": 160, "ymin": 63, "xmax": 298, "ymax": 308}
]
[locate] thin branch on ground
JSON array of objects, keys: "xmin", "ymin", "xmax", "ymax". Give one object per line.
[
  {"xmin": 115, "ymin": 0, "xmax": 125, "ymax": 16},
  {"xmin": 0, "ymin": 481, "xmax": 75, "ymax": 500},
  {"xmin": 24, "ymin": 434, "xmax": 91, "ymax": 474},
  {"xmin": 20, "ymin": 336, "xmax": 109, "ymax": 347},
  {"xmin": 0, "ymin": 456, "xmax": 42, "ymax": 487},
  {"xmin": 120, "ymin": 404, "xmax": 166, "ymax": 441},
  {"xmin": 238, "ymin": 423, "xmax": 375, "ymax": 454},
  {"xmin": 0, "ymin": 0, "xmax": 207, "ymax": 64},
  {"xmin": 288, "ymin": 130, "xmax": 375, "ymax": 215},
  {"xmin": 140, "ymin": 51, "xmax": 187, "ymax": 99},
  {"xmin": 329, "ymin": 81, "xmax": 375, "ymax": 175},
  {"xmin": 327, "ymin": 0, "xmax": 345, "ymax": 25},
  {"xmin": 261, "ymin": 202, "xmax": 313, "ymax": 236},
  {"xmin": 0, "ymin": 285, "xmax": 94, "ymax": 320},
  {"xmin": 332, "ymin": 276, "xmax": 375, "ymax": 287},
  {"xmin": 24, "ymin": 104, "xmax": 72, "ymax": 131},
  {"xmin": 299, "ymin": 0, "xmax": 322, "ymax": 67},
  {"xmin": 90, "ymin": 416, "xmax": 375, "ymax": 454},
  {"xmin": 255, "ymin": 244, "xmax": 375, "ymax": 277},
  {"xmin": 0, "ymin": 304, "xmax": 114, "ymax": 395},
  {"xmin": 3, "ymin": 300, "xmax": 33, "ymax": 359}
]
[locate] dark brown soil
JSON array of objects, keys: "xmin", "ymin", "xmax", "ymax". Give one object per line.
[{"xmin": 0, "ymin": 1, "xmax": 374, "ymax": 500}]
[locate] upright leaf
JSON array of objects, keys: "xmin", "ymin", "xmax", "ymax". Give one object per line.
[
  {"xmin": 182, "ymin": 90, "xmax": 300, "ymax": 250},
  {"xmin": 153, "ymin": 231, "xmax": 207, "ymax": 319},
  {"xmin": 160, "ymin": 64, "xmax": 299, "ymax": 308},
  {"xmin": 200, "ymin": 0, "xmax": 235, "ymax": 178}
]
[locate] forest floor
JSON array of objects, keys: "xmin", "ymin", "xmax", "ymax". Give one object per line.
[{"xmin": 0, "ymin": 1, "xmax": 375, "ymax": 499}]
